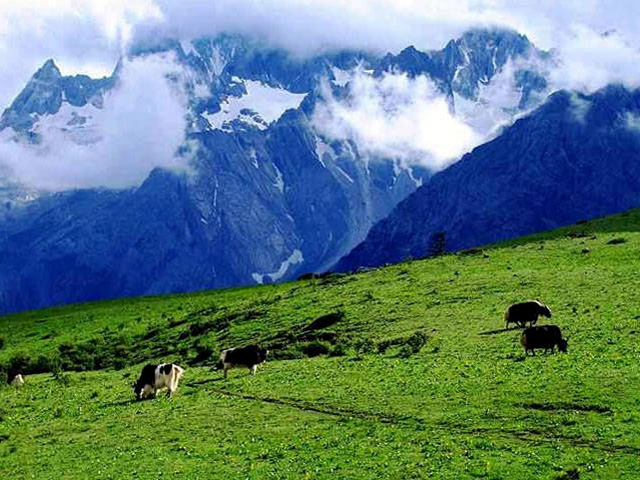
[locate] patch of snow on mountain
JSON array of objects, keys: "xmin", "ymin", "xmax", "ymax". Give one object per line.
[
  {"xmin": 32, "ymin": 101, "xmax": 103, "ymax": 145},
  {"xmin": 203, "ymin": 79, "xmax": 307, "ymax": 131},
  {"xmin": 193, "ymin": 81, "xmax": 210, "ymax": 99},
  {"xmin": 252, "ymin": 249, "xmax": 304, "ymax": 284},
  {"xmin": 331, "ymin": 67, "xmax": 351, "ymax": 87},
  {"xmin": 315, "ymin": 138, "xmax": 334, "ymax": 167},
  {"xmin": 407, "ymin": 167, "xmax": 423, "ymax": 187},
  {"xmin": 453, "ymin": 62, "xmax": 523, "ymax": 137},
  {"xmin": 453, "ymin": 47, "xmax": 470, "ymax": 84},
  {"xmin": 248, "ymin": 148, "xmax": 259, "ymax": 168},
  {"xmin": 210, "ymin": 47, "xmax": 227, "ymax": 76},
  {"xmin": 273, "ymin": 165, "xmax": 284, "ymax": 193},
  {"xmin": 180, "ymin": 39, "xmax": 197, "ymax": 57},
  {"xmin": 335, "ymin": 165, "xmax": 354, "ymax": 183},
  {"xmin": 625, "ymin": 112, "xmax": 640, "ymax": 132}
]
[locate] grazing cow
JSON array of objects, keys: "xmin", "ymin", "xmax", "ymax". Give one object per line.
[
  {"xmin": 504, "ymin": 300, "xmax": 551, "ymax": 328},
  {"xmin": 521, "ymin": 325, "xmax": 568, "ymax": 355},
  {"xmin": 10, "ymin": 374, "xmax": 24, "ymax": 387},
  {"xmin": 133, "ymin": 363, "xmax": 185, "ymax": 401},
  {"xmin": 220, "ymin": 345, "xmax": 268, "ymax": 378}
]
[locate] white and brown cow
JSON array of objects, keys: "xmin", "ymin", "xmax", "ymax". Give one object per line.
[
  {"xmin": 220, "ymin": 345, "xmax": 268, "ymax": 378},
  {"xmin": 133, "ymin": 363, "xmax": 185, "ymax": 400}
]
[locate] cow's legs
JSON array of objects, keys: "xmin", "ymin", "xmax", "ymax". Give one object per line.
[
  {"xmin": 250, "ymin": 364, "xmax": 258, "ymax": 375},
  {"xmin": 167, "ymin": 374, "xmax": 178, "ymax": 397},
  {"xmin": 223, "ymin": 365, "xmax": 229, "ymax": 379},
  {"xmin": 143, "ymin": 384, "xmax": 156, "ymax": 400},
  {"xmin": 166, "ymin": 380, "xmax": 174, "ymax": 398}
]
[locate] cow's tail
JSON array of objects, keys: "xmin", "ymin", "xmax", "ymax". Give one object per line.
[{"xmin": 504, "ymin": 307, "xmax": 510, "ymax": 329}]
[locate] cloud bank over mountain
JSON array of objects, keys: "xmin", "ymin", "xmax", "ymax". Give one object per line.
[
  {"xmin": 312, "ymin": 71, "xmax": 482, "ymax": 170},
  {"xmin": 1, "ymin": 0, "xmax": 640, "ymax": 105},
  {"xmin": 0, "ymin": 54, "xmax": 188, "ymax": 191},
  {"xmin": 0, "ymin": 0, "xmax": 639, "ymax": 190}
]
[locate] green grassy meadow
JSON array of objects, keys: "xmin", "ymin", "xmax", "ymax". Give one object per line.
[{"xmin": 1, "ymin": 210, "xmax": 640, "ymax": 479}]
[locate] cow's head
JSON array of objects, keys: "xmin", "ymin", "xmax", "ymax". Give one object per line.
[
  {"xmin": 133, "ymin": 381, "xmax": 144, "ymax": 401},
  {"xmin": 558, "ymin": 338, "xmax": 568, "ymax": 353},
  {"xmin": 258, "ymin": 347, "xmax": 268, "ymax": 363},
  {"xmin": 538, "ymin": 302, "xmax": 552, "ymax": 318}
]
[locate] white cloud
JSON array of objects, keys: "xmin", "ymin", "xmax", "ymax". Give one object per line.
[
  {"xmin": 0, "ymin": 54, "xmax": 188, "ymax": 191},
  {"xmin": 312, "ymin": 70, "xmax": 482, "ymax": 170},
  {"xmin": 549, "ymin": 26, "xmax": 640, "ymax": 93},
  {"xmin": 1, "ymin": 0, "xmax": 639, "ymax": 107},
  {"xmin": 453, "ymin": 58, "xmax": 550, "ymax": 137}
]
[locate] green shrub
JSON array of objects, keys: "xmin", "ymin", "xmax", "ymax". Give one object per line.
[
  {"xmin": 329, "ymin": 342, "xmax": 349, "ymax": 357},
  {"xmin": 397, "ymin": 345, "xmax": 413, "ymax": 359},
  {"xmin": 192, "ymin": 341, "xmax": 215, "ymax": 364},
  {"xmin": 53, "ymin": 370, "xmax": 71, "ymax": 386},
  {"xmin": 59, "ymin": 341, "xmax": 98, "ymax": 371},
  {"xmin": 406, "ymin": 331, "xmax": 428, "ymax": 354},
  {"xmin": 377, "ymin": 331, "xmax": 429, "ymax": 358},
  {"xmin": 112, "ymin": 357, "xmax": 127, "ymax": 370},
  {"xmin": 354, "ymin": 338, "xmax": 375, "ymax": 354},
  {"xmin": 31, "ymin": 354, "xmax": 53, "ymax": 373},
  {"xmin": 301, "ymin": 340, "xmax": 331, "ymax": 357},
  {"xmin": 377, "ymin": 339, "xmax": 394, "ymax": 354},
  {"xmin": 270, "ymin": 348, "xmax": 305, "ymax": 360},
  {"xmin": 7, "ymin": 352, "xmax": 30, "ymax": 381}
]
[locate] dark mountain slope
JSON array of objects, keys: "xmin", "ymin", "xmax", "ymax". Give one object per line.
[{"xmin": 337, "ymin": 86, "xmax": 640, "ymax": 271}]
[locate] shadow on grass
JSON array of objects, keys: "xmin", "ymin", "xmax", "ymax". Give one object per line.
[
  {"xmin": 183, "ymin": 376, "xmax": 225, "ymax": 389},
  {"xmin": 515, "ymin": 401, "xmax": 612, "ymax": 414},
  {"xmin": 478, "ymin": 327, "xmax": 520, "ymax": 336},
  {"xmin": 105, "ymin": 398, "xmax": 139, "ymax": 407}
]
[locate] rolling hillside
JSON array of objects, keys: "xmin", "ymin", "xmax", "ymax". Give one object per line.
[{"xmin": 1, "ymin": 209, "xmax": 639, "ymax": 479}]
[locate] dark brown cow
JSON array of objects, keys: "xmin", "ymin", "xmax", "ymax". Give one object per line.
[
  {"xmin": 219, "ymin": 345, "xmax": 268, "ymax": 378},
  {"xmin": 504, "ymin": 300, "xmax": 551, "ymax": 328},
  {"xmin": 521, "ymin": 325, "xmax": 568, "ymax": 355}
]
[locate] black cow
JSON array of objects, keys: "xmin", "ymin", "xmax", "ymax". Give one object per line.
[
  {"xmin": 521, "ymin": 325, "xmax": 568, "ymax": 355},
  {"xmin": 505, "ymin": 300, "xmax": 552, "ymax": 328},
  {"xmin": 133, "ymin": 363, "xmax": 185, "ymax": 400},
  {"xmin": 219, "ymin": 345, "xmax": 268, "ymax": 378}
]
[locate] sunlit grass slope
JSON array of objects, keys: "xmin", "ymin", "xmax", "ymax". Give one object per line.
[{"xmin": 1, "ymin": 209, "xmax": 639, "ymax": 479}]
